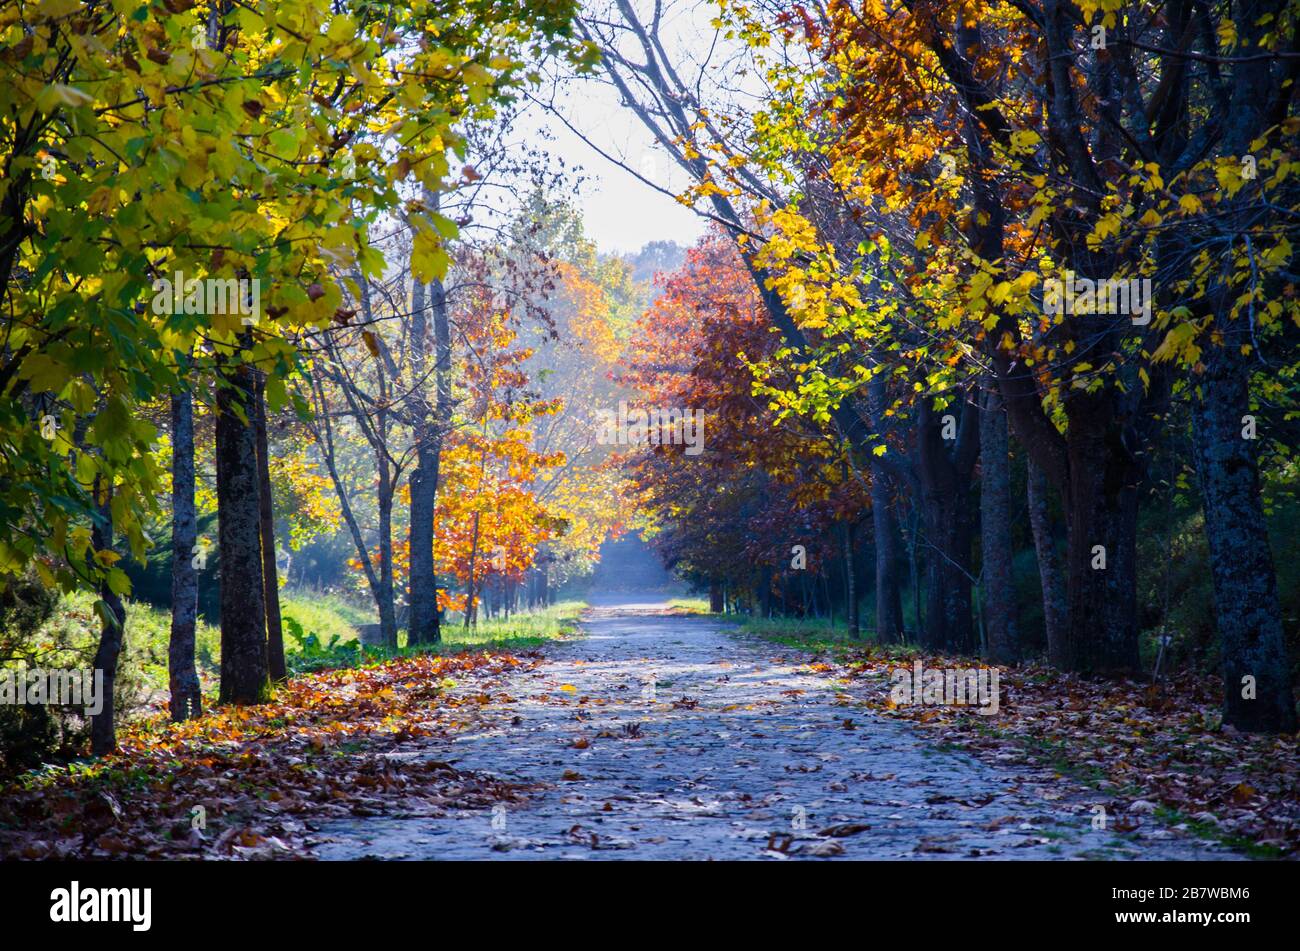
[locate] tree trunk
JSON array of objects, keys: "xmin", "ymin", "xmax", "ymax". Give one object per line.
[
  {"xmin": 1027, "ymin": 457, "xmax": 1068, "ymax": 667},
  {"xmin": 917, "ymin": 399, "xmax": 977, "ymax": 652},
  {"xmin": 1193, "ymin": 345, "xmax": 1297, "ymax": 732},
  {"xmin": 90, "ymin": 482, "xmax": 127, "ymax": 755},
  {"xmin": 905, "ymin": 504, "xmax": 922, "ymax": 641},
  {"xmin": 376, "ymin": 464, "xmax": 397, "ymax": 647},
  {"xmin": 464, "ymin": 510, "xmax": 481, "ymax": 629},
  {"xmin": 253, "ymin": 372, "xmax": 285, "ymax": 681},
  {"xmin": 215, "ymin": 356, "xmax": 270, "ymax": 704},
  {"xmin": 709, "ymin": 582, "xmax": 724, "ymax": 613},
  {"xmin": 865, "ymin": 377, "xmax": 905, "ymax": 642},
  {"xmin": 869, "ymin": 464, "xmax": 904, "ymax": 643},
  {"xmin": 842, "ymin": 520, "xmax": 859, "ymax": 639},
  {"xmin": 1060, "ymin": 399, "xmax": 1141, "ymax": 674},
  {"xmin": 1187, "ymin": 0, "xmax": 1295, "ymax": 731},
  {"xmin": 979, "ymin": 384, "xmax": 1019, "ymax": 663},
  {"xmin": 407, "ymin": 241, "xmax": 451, "ymax": 644},
  {"xmin": 407, "ymin": 277, "xmax": 438, "ymax": 645},
  {"xmin": 169, "ymin": 387, "xmax": 202, "ymax": 721}
]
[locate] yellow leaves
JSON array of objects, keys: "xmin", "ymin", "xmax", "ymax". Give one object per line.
[
  {"xmin": 267, "ymin": 128, "xmax": 302, "ymax": 160},
  {"xmin": 0, "ymin": 540, "xmax": 25, "ymax": 572},
  {"xmin": 75, "ymin": 452, "xmax": 98, "ymax": 487},
  {"xmin": 31, "ymin": 558, "xmax": 57, "ymax": 590},
  {"xmin": 1262, "ymin": 237, "xmax": 1292, "ymax": 271},
  {"xmin": 1142, "ymin": 162, "xmax": 1165, "ymax": 193},
  {"xmin": 1151, "ymin": 319, "xmax": 1203, "ymax": 366},
  {"xmin": 92, "ymin": 549, "xmax": 122, "ymax": 568},
  {"xmin": 967, "ymin": 270, "xmax": 993, "ymax": 302},
  {"xmin": 36, "ymin": 82, "xmax": 93, "ymax": 112},
  {"xmin": 1214, "ymin": 157, "xmax": 1250, "ymax": 197},
  {"xmin": 85, "ymin": 185, "xmax": 115, "ymax": 215},
  {"xmin": 1178, "ymin": 193, "xmax": 1205, "ymax": 215},
  {"xmin": 988, "ymin": 281, "xmax": 1013, "ymax": 306},
  {"xmin": 461, "ymin": 62, "xmax": 492, "ymax": 88},
  {"xmin": 1009, "ymin": 129, "xmax": 1040, "ymax": 154},
  {"xmin": 1139, "ymin": 209, "xmax": 1163, "ymax": 228},
  {"xmin": 1087, "ymin": 211, "xmax": 1121, "ymax": 249},
  {"xmin": 1216, "ymin": 17, "xmax": 1238, "ymax": 49},
  {"xmin": 325, "ymin": 15, "xmax": 356, "ymax": 44},
  {"xmin": 34, "ymin": 0, "xmax": 81, "ymax": 22},
  {"xmin": 104, "ymin": 567, "xmax": 131, "ymax": 597},
  {"xmin": 410, "ymin": 224, "xmax": 449, "ymax": 282}
]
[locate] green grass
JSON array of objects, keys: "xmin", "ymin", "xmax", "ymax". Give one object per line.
[
  {"xmin": 446, "ymin": 600, "xmax": 587, "ymax": 648},
  {"xmin": 283, "ymin": 600, "xmax": 588, "ymax": 674},
  {"xmin": 30, "ymin": 590, "xmax": 221, "ymax": 710},
  {"xmin": 279, "ymin": 589, "xmax": 376, "ymax": 644},
  {"xmin": 664, "ymin": 597, "xmax": 710, "ymax": 614},
  {"xmin": 30, "ymin": 588, "xmax": 371, "ymax": 696},
  {"xmin": 1152, "ymin": 805, "xmax": 1285, "ymax": 859}
]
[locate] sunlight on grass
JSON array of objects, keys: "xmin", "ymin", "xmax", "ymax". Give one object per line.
[
  {"xmin": 284, "ymin": 600, "xmax": 588, "ymax": 674},
  {"xmin": 440, "ymin": 600, "xmax": 587, "ymax": 649},
  {"xmin": 664, "ymin": 597, "xmax": 710, "ymax": 615},
  {"xmin": 280, "ymin": 590, "xmax": 376, "ymax": 644}
]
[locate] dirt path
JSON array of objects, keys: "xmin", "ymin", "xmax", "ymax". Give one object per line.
[{"xmin": 313, "ymin": 599, "xmax": 1236, "ymax": 860}]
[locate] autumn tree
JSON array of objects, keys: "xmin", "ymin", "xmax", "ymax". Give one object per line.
[{"xmin": 1, "ymin": 0, "xmax": 586, "ymax": 742}]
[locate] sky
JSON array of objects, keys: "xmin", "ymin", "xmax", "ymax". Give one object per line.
[
  {"xmin": 524, "ymin": 78, "xmax": 708, "ymax": 255},
  {"xmin": 509, "ymin": 0, "xmax": 749, "ymax": 256}
]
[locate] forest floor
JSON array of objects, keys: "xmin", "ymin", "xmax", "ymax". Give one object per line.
[{"xmin": 3, "ymin": 597, "xmax": 1293, "ymax": 860}]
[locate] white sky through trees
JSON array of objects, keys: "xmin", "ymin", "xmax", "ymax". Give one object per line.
[
  {"xmin": 527, "ymin": 79, "xmax": 705, "ymax": 254},
  {"xmin": 522, "ymin": 0, "xmax": 761, "ymax": 254}
]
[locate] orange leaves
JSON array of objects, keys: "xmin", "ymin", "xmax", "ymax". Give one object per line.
[
  {"xmin": 0, "ymin": 650, "xmax": 538, "ymax": 860},
  {"xmin": 556, "ymin": 261, "xmax": 623, "ymax": 363},
  {"xmin": 123, "ymin": 652, "xmax": 521, "ymax": 751},
  {"xmin": 433, "ymin": 429, "xmax": 561, "ymax": 591}
]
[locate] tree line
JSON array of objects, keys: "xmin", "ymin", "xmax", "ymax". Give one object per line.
[{"xmin": 593, "ymin": 0, "xmax": 1300, "ymax": 732}]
